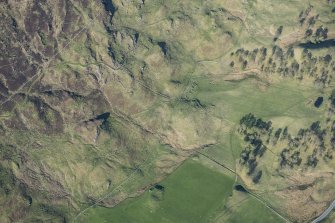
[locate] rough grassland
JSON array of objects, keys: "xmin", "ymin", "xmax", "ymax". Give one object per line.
[{"xmin": 0, "ymin": 0, "xmax": 334, "ymax": 222}]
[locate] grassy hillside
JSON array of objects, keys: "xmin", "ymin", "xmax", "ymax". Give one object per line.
[{"xmin": 0, "ymin": 0, "xmax": 334, "ymax": 222}]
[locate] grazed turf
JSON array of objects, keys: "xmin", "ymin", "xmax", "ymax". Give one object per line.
[{"xmin": 79, "ymin": 159, "xmax": 235, "ymax": 223}]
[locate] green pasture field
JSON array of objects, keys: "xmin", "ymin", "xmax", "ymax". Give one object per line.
[
  {"xmin": 79, "ymin": 158, "xmax": 286, "ymax": 223},
  {"xmin": 78, "ymin": 159, "xmax": 234, "ymax": 223}
]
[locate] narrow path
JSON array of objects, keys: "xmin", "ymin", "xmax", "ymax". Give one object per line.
[
  {"xmin": 196, "ymin": 151, "xmax": 236, "ymax": 174},
  {"xmin": 311, "ymin": 199, "xmax": 335, "ymax": 223}
]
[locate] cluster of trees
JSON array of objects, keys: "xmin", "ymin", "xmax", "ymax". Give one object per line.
[
  {"xmin": 273, "ymin": 26, "xmax": 283, "ymax": 42},
  {"xmin": 327, "ymin": 89, "xmax": 335, "ymax": 159},
  {"xmin": 230, "ymin": 45, "xmax": 334, "ymax": 88},
  {"xmin": 240, "ymin": 113, "xmax": 272, "ymax": 131},
  {"xmin": 330, "ymin": 89, "xmax": 335, "ymax": 107},
  {"xmin": 280, "ymin": 149, "xmax": 302, "ymax": 167},
  {"xmin": 314, "ymin": 26, "xmax": 328, "ymax": 42},
  {"xmin": 301, "ymin": 49, "xmax": 334, "ymax": 87},
  {"xmin": 330, "ymin": 120, "xmax": 335, "ymax": 153},
  {"xmin": 278, "ymin": 118, "xmax": 335, "ymax": 168},
  {"xmin": 305, "ymin": 25, "xmax": 328, "ymax": 41},
  {"xmin": 306, "ymin": 154, "xmax": 319, "ymax": 167},
  {"xmin": 242, "ymin": 133, "xmax": 267, "ymax": 158},
  {"xmin": 229, "ymin": 6, "xmax": 334, "ymax": 88},
  {"xmin": 298, "ymin": 4, "xmax": 330, "ymax": 44},
  {"xmin": 239, "ymin": 91, "xmax": 335, "ymax": 172},
  {"xmin": 298, "ymin": 5, "xmax": 330, "ymax": 43},
  {"xmin": 239, "ymin": 147, "xmax": 263, "ymax": 184},
  {"xmin": 298, "ymin": 5, "xmax": 314, "ymax": 25},
  {"xmin": 298, "ymin": 5, "xmax": 322, "ymax": 40},
  {"xmin": 239, "ymin": 114, "xmax": 272, "ymax": 184}
]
